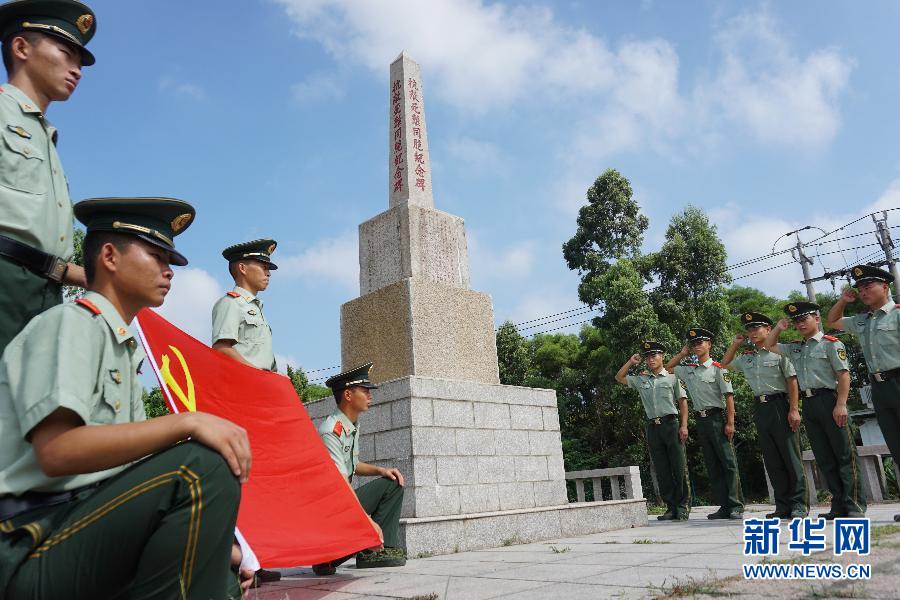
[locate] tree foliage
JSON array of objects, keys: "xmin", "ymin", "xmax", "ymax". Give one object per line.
[
  {"xmin": 287, "ymin": 364, "xmax": 331, "ymax": 403},
  {"xmin": 63, "ymin": 227, "xmax": 85, "ymax": 300}
]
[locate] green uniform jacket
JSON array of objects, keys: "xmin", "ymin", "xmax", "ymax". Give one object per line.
[
  {"xmin": 0, "ymin": 292, "xmax": 145, "ymax": 495},
  {"xmin": 210, "ymin": 286, "xmax": 275, "ymax": 371},
  {"xmin": 729, "ymin": 346, "xmax": 796, "ymax": 396},
  {"xmin": 841, "ymin": 301, "xmax": 900, "ymax": 373},
  {"xmin": 318, "ymin": 409, "xmax": 359, "ymax": 480},
  {"xmin": 625, "ymin": 369, "xmax": 685, "ymax": 420},
  {"xmin": 0, "ymin": 83, "xmax": 73, "ymax": 259},
  {"xmin": 674, "ymin": 358, "xmax": 733, "ymax": 411},
  {"xmin": 777, "ymin": 332, "xmax": 849, "ymax": 390}
]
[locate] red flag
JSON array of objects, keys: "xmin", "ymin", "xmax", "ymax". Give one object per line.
[{"xmin": 135, "ymin": 308, "xmax": 379, "ymax": 567}]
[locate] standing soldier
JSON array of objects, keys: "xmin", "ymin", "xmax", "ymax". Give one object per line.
[
  {"xmin": 766, "ymin": 302, "xmax": 865, "ymax": 519},
  {"xmin": 212, "ymin": 239, "xmax": 278, "ymax": 372},
  {"xmin": 722, "ymin": 312, "xmax": 807, "ymax": 519},
  {"xmin": 0, "ymin": 0, "xmax": 96, "ymax": 353},
  {"xmin": 827, "ymin": 265, "xmax": 900, "ymax": 521},
  {"xmin": 667, "ymin": 328, "xmax": 744, "ymax": 520},
  {"xmin": 211, "ymin": 238, "xmax": 281, "ymax": 586},
  {"xmin": 615, "ymin": 341, "xmax": 691, "ymax": 521},
  {"xmin": 0, "ymin": 197, "xmax": 252, "ymax": 598}
]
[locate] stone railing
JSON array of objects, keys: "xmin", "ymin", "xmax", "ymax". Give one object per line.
[
  {"xmin": 802, "ymin": 444, "xmax": 899, "ymax": 503},
  {"xmin": 565, "ymin": 467, "xmax": 644, "ymax": 502}
]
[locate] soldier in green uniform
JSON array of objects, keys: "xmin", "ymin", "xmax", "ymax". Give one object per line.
[
  {"xmin": 0, "ymin": 197, "xmax": 254, "ymax": 598},
  {"xmin": 722, "ymin": 312, "xmax": 807, "ymax": 519},
  {"xmin": 211, "ymin": 238, "xmax": 281, "ymax": 587},
  {"xmin": 312, "ymin": 363, "xmax": 407, "ymax": 575},
  {"xmin": 211, "ymin": 239, "xmax": 278, "ymax": 372},
  {"xmin": 765, "ymin": 301, "xmax": 865, "ymax": 519},
  {"xmin": 667, "ymin": 328, "xmax": 744, "ymax": 519},
  {"xmin": 827, "ymin": 264, "xmax": 900, "ymax": 521},
  {"xmin": 615, "ymin": 341, "xmax": 691, "ymax": 520},
  {"xmin": 0, "ymin": 0, "xmax": 97, "ymax": 353}
]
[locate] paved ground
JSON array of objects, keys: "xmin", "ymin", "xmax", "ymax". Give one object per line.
[{"xmin": 247, "ymin": 503, "xmax": 900, "ymax": 600}]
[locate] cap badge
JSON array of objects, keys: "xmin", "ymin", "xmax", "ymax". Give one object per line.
[
  {"xmin": 745, "ymin": 313, "xmax": 752, "ymax": 321},
  {"xmin": 267, "ymin": 243, "xmax": 276, "ymax": 254},
  {"xmin": 644, "ymin": 342, "xmax": 650, "ymax": 349},
  {"xmin": 76, "ymin": 14, "xmax": 93, "ymax": 34},
  {"xmin": 689, "ymin": 330, "xmax": 696, "ymax": 337},
  {"xmin": 171, "ymin": 213, "xmax": 192, "ymax": 232},
  {"xmin": 788, "ymin": 305, "xmax": 797, "ymax": 313},
  {"xmin": 854, "ymin": 267, "xmax": 863, "ymax": 276}
]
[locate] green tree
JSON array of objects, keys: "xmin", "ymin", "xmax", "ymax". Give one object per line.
[
  {"xmin": 563, "ymin": 169, "xmax": 649, "ymax": 307},
  {"xmin": 496, "ymin": 321, "xmax": 531, "ymax": 386},
  {"xmin": 142, "ymin": 387, "xmax": 168, "ymax": 418},
  {"xmin": 287, "ymin": 364, "xmax": 332, "ymax": 403},
  {"xmin": 63, "ymin": 227, "xmax": 85, "ymax": 300}
]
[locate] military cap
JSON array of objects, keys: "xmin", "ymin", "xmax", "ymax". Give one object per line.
[
  {"xmin": 0, "ymin": 0, "xmax": 97, "ymax": 65},
  {"xmin": 325, "ymin": 362, "xmax": 378, "ymax": 396},
  {"xmin": 850, "ymin": 264, "xmax": 894, "ymax": 286},
  {"xmin": 784, "ymin": 301, "xmax": 819, "ymax": 320},
  {"xmin": 222, "ymin": 239, "xmax": 278, "ymax": 270},
  {"xmin": 640, "ymin": 340, "xmax": 666, "ymax": 355},
  {"xmin": 686, "ymin": 327, "xmax": 713, "ymax": 343},
  {"xmin": 741, "ymin": 312, "xmax": 773, "ymax": 328},
  {"xmin": 73, "ymin": 197, "xmax": 194, "ymax": 266}
]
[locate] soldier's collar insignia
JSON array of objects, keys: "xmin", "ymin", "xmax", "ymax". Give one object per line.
[
  {"xmin": 116, "ymin": 326, "xmax": 127, "ymax": 336},
  {"xmin": 171, "ymin": 213, "xmax": 192, "ymax": 232},
  {"xmin": 76, "ymin": 14, "xmax": 94, "ymax": 35},
  {"xmin": 248, "ymin": 309, "xmax": 257, "ymax": 315},
  {"xmin": 333, "ymin": 420, "xmax": 344, "ymax": 436},
  {"xmin": 7, "ymin": 124, "xmax": 31, "ymax": 138}
]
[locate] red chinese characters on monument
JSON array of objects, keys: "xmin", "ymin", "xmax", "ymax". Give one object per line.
[
  {"xmin": 391, "ymin": 79, "xmax": 404, "ymax": 193},
  {"xmin": 408, "ymin": 78, "xmax": 427, "ymax": 192}
]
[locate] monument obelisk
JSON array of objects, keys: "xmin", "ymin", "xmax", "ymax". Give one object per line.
[{"xmin": 309, "ymin": 53, "xmax": 646, "ymax": 556}]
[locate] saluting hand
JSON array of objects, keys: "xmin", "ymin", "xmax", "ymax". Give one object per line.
[
  {"xmin": 680, "ymin": 344, "xmax": 690, "ymax": 356},
  {"xmin": 833, "ymin": 404, "xmax": 849, "ymax": 428},
  {"xmin": 185, "ymin": 412, "xmax": 252, "ymax": 483},
  {"xmin": 776, "ymin": 318, "xmax": 790, "ymax": 331},
  {"xmin": 732, "ymin": 334, "xmax": 745, "ymax": 346},
  {"xmin": 629, "ymin": 353, "xmax": 642, "ymax": 365},
  {"xmin": 841, "ymin": 288, "xmax": 857, "ymax": 303}
]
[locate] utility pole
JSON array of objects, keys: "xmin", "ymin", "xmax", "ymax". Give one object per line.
[
  {"xmin": 793, "ymin": 236, "xmax": 818, "ymax": 304},
  {"xmin": 873, "ymin": 212, "xmax": 900, "ymax": 303}
]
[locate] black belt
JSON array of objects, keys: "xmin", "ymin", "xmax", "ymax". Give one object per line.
[
  {"xmin": 696, "ymin": 406, "xmax": 723, "ymax": 418},
  {"xmin": 0, "ymin": 234, "xmax": 68, "ymax": 282},
  {"xmin": 870, "ymin": 367, "xmax": 900, "ymax": 383},
  {"xmin": 754, "ymin": 392, "xmax": 786, "ymax": 403},
  {"xmin": 0, "ymin": 483, "xmax": 98, "ymax": 521},
  {"xmin": 648, "ymin": 414, "xmax": 678, "ymax": 425},
  {"xmin": 801, "ymin": 387, "xmax": 834, "ymax": 398}
]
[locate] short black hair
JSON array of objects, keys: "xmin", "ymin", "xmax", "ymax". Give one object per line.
[
  {"xmin": 83, "ymin": 231, "xmax": 134, "ymax": 285},
  {"xmin": 2, "ymin": 31, "xmax": 44, "ymax": 75}
]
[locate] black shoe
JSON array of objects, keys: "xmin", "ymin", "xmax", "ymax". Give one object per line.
[
  {"xmin": 728, "ymin": 510, "xmax": 745, "ymax": 520},
  {"xmin": 657, "ymin": 511, "xmax": 676, "ymax": 521},
  {"xmin": 355, "ymin": 547, "xmax": 407, "ymax": 569},
  {"xmin": 674, "ymin": 513, "xmax": 690, "ymax": 521},
  {"xmin": 895, "ymin": 514, "xmax": 900, "ymax": 522},
  {"xmin": 256, "ymin": 568, "xmax": 281, "ymax": 583},
  {"xmin": 312, "ymin": 562, "xmax": 336, "ymax": 576},
  {"xmin": 707, "ymin": 510, "xmax": 729, "ymax": 520},
  {"xmin": 765, "ymin": 511, "xmax": 789, "ymax": 519},
  {"xmin": 818, "ymin": 511, "xmax": 844, "ymax": 521},
  {"xmin": 846, "ymin": 511, "xmax": 866, "ymax": 518},
  {"xmin": 790, "ymin": 510, "xmax": 808, "ymax": 519}
]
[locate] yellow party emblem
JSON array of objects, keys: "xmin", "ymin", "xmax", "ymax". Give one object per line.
[
  {"xmin": 160, "ymin": 345, "xmax": 196, "ymax": 412},
  {"xmin": 76, "ymin": 14, "xmax": 93, "ymax": 34},
  {"xmin": 171, "ymin": 213, "xmax": 192, "ymax": 232}
]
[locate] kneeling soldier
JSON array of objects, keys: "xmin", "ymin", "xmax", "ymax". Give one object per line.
[
  {"xmin": 668, "ymin": 328, "xmax": 744, "ymax": 519},
  {"xmin": 616, "ymin": 342, "xmax": 690, "ymax": 520},
  {"xmin": 766, "ymin": 302, "xmax": 865, "ymax": 519},
  {"xmin": 0, "ymin": 198, "xmax": 253, "ymax": 598},
  {"xmin": 313, "ymin": 363, "xmax": 406, "ymax": 575},
  {"xmin": 826, "ymin": 265, "xmax": 900, "ymax": 520},
  {"xmin": 722, "ymin": 312, "xmax": 807, "ymax": 519}
]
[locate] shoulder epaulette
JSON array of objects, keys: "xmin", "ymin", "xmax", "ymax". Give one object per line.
[
  {"xmin": 823, "ymin": 335, "xmax": 838, "ymax": 342},
  {"xmin": 332, "ymin": 420, "xmax": 343, "ymax": 436},
  {"xmin": 895, "ymin": 304, "xmax": 899, "ymax": 308},
  {"xmin": 74, "ymin": 298, "xmax": 101, "ymax": 315},
  {"xmin": 226, "ymin": 291, "xmax": 240, "ymax": 298},
  {"xmin": 712, "ymin": 361, "xmax": 722, "ymax": 368}
]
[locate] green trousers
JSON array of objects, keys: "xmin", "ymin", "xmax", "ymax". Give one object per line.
[
  {"xmin": 0, "ymin": 257, "xmax": 62, "ymax": 356},
  {"xmin": 355, "ymin": 478, "xmax": 405, "ymax": 549},
  {"xmin": 646, "ymin": 417, "xmax": 690, "ymax": 517},
  {"xmin": 803, "ymin": 390, "xmax": 866, "ymax": 515},
  {"xmin": 695, "ymin": 410, "xmax": 744, "ymax": 513},
  {"xmin": 754, "ymin": 395, "xmax": 808, "ymax": 516},
  {"xmin": 871, "ymin": 378, "xmax": 900, "ymax": 480},
  {"xmin": 2, "ymin": 442, "xmax": 241, "ymax": 600}
]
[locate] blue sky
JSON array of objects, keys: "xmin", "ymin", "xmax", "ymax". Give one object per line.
[{"xmin": 46, "ymin": 0, "xmax": 900, "ymax": 383}]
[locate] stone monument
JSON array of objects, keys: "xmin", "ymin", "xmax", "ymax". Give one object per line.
[{"xmin": 307, "ymin": 52, "xmax": 646, "ymax": 556}]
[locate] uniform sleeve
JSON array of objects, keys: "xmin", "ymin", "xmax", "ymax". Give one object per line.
[
  {"xmin": 211, "ymin": 297, "xmax": 241, "ymax": 344},
  {"xmin": 674, "ymin": 377, "xmax": 686, "ymax": 400},
  {"xmin": 625, "ymin": 374, "xmax": 640, "ymax": 390},
  {"xmin": 780, "ymin": 354, "xmax": 797, "ymax": 378},
  {"xmin": 729, "ymin": 358, "xmax": 745, "ymax": 374},
  {"xmin": 717, "ymin": 367, "xmax": 734, "ymax": 394},
  {"xmin": 318, "ymin": 424, "xmax": 351, "ymax": 478},
  {"xmin": 776, "ymin": 342, "xmax": 792, "ymax": 355},
  {"xmin": 828, "ymin": 340, "xmax": 850, "ymax": 372},
  {"xmin": 840, "ymin": 315, "xmax": 860, "ymax": 333},
  {"xmin": 673, "ymin": 365, "xmax": 686, "ymax": 379},
  {"xmin": 2, "ymin": 308, "xmax": 102, "ymax": 438}
]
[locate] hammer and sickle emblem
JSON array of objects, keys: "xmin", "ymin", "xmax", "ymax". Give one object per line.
[{"xmin": 160, "ymin": 345, "xmax": 196, "ymax": 412}]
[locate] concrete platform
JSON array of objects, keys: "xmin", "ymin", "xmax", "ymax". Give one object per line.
[{"xmin": 249, "ymin": 502, "xmax": 900, "ymax": 599}]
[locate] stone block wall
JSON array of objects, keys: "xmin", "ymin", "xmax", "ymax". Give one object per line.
[{"xmin": 305, "ymin": 375, "xmax": 568, "ymax": 519}]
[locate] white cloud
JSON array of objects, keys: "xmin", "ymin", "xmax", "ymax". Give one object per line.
[
  {"xmin": 291, "ymin": 71, "xmax": 345, "ymax": 104},
  {"xmin": 468, "ymin": 234, "xmax": 536, "ymax": 287},
  {"xmin": 158, "ymin": 76, "xmax": 207, "ymax": 101},
  {"xmin": 156, "ymin": 267, "xmax": 222, "ymax": 343},
  {"xmin": 445, "ymin": 136, "xmax": 509, "ymax": 176},
  {"xmin": 277, "ymin": 231, "xmax": 359, "ymax": 293}
]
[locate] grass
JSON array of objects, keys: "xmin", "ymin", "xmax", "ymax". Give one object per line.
[
  {"xmin": 501, "ymin": 536, "xmax": 523, "ymax": 547},
  {"xmin": 871, "ymin": 523, "xmax": 900, "ymax": 542},
  {"xmin": 414, "ymin": 551, "xmax": 435, "ymax": 559},
  {"xmin": 406, "ymin": 594, "xmax": 439, "ymax": 600},
  {"xmin": 633, "ymin": 538, "xmax": 671, "ymax": 544},
  {"xmin": 647, "ymin": 504, "xmax": 668, "ymax": 515},
  {"xmin": 652, "ymin": 573, "xmax": 737, "ymax": 598},
  {"xmin": 549, "ymin": 545, "xmax": 571, "ymax": 553}
]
